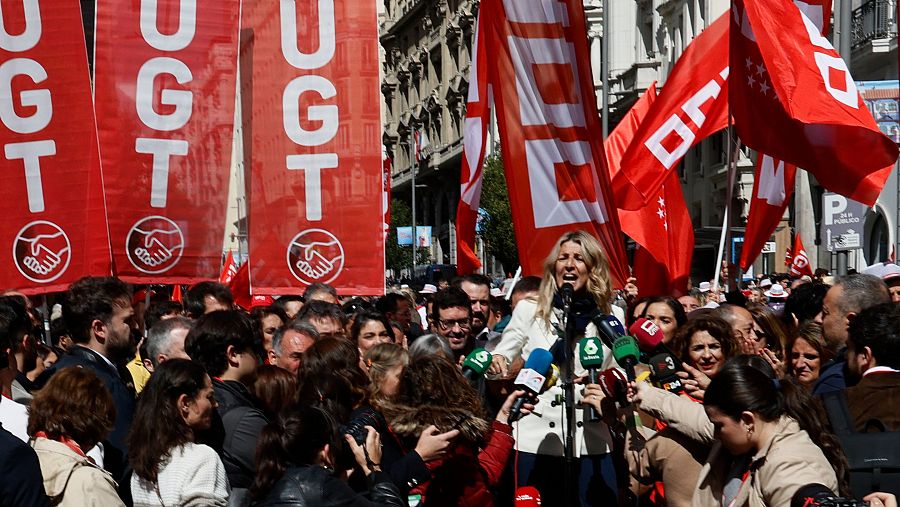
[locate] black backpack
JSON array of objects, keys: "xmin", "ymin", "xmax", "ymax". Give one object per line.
[{"xmin": 822, "ymin": 391, "xmax": 900, "ymax": 499}]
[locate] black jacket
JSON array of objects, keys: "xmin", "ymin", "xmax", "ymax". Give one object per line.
[
  {"xmin": 211, "ymin": 379, "xmax": 268, "ymax": 489},
  {"xmin": 0, "ymin": 426, "xmax": 48, "ymax": 507},
  {"xmin": 253, "ymin": 465, "xmax": 405, "ymax": 507},
  {"xmin": 40, "ymin": 346, "xmax": 136, "ymax": 454}
]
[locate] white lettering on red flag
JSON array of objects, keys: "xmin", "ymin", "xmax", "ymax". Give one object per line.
[
  {"xmin": 739, "ymin": 154, "xmax": 797, "ymax": 270},
  {"xmin": 485, "ymin": 0, "xmax": 627, "ymax": 283},
  {"xmin": 242, "ymin": 0, "xmax": 384, "ymax": 295},
  {"xmin": 0, "ymin": 0, "xmax": 111, "ymax": 293},
  {"xmin": 95, "ymin": 0, "xmax": 240, "ymax": 283}
]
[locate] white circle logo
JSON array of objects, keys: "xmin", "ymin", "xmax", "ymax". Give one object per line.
[
  {"xmin": 12, "ymin": 220, "xmax": 71, "ymax": 283},
  {"xmin": 286, "ymin": 229, "xmax": 345, "ymax": 284},
  {"xmin": 125, "ymin": 216, "xmax": 185, "ymax": 274}
]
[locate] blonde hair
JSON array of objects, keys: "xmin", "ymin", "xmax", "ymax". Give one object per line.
[
  {"xmin": 536, "ymin": 230, "xmax": 612, "ymax": 325},
  {"xmin": 364, "ymin": 343, "xmax": 409, "ymax": 404}
]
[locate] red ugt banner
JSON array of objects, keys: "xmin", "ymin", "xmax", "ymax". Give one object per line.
[
  {"xmin": 486, "ymin": 0, "xmax": 628, "ymax": 285},
  {"xmin": 0, "ymin": 0, "xmax": 111, "ymax": 293},
  {"xmin": 739, "ymin": 155, "xmax": 797, "ymax": 270},
  {"xmin": 242, "ymin": 0, "xmax": 384, "ymax": 295},
  {"xmin": 95, "ymin": 0, "xmax": 240, "ymax": 283}
]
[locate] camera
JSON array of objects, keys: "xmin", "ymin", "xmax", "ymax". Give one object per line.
[
  {"xmin": 810, "ymin": 497, "xmax": 868, "ymax": 507},
  {"xmin": 792, "ymin": 484, "xmax": 869, "ymax": 507},
  {"xmin": 340, "ymin": 409, "xmax": 385, "ymax": 446}
]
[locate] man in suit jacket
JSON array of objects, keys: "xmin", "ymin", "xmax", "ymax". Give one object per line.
[
  {"xmin": 36, "ymin": 277, "xmax": 137, "ymax": 486},
  {"xmin": 844, "ymin": 302, "xmax": 900, "ymax": 431}
]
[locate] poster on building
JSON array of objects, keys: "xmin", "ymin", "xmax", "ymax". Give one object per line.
[
  {"xmin": 397, "ymin": 226, "xmax": 432, "ymax": 247},
  {"xmin": 859, "ymin": 80, "xmax": 900, "ymax": 144},
  {"xmin": 821, "ymin": 192, "xmax": 870, "ymax": 252}
]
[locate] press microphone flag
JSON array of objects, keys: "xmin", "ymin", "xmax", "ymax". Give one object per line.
[
  {"xmin": 508, "ymin": 348, "xmax": 554, "ymax": 424},
  {"xmin": 462, "ymin": 347, "xmax": 493, "ymax": 383},
  {"xmin": 578, "ymin": 336, "xmax": 604, "ymax": 421},
  {"xmin": 612, "ymin": 336, "xmax": 640, "ymax": 382},
  {"xmin": 648, "ymin": 352, "xmax": 684, "ymax": 394}
]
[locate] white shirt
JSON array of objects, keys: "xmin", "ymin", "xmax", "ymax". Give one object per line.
[
  {"xmin": 0, "ymin": 395, "xmax": 28, "ymax": 441},
  {"xmin": 131, "ymin": 442, "xmax": 229, "ymax": 506}
]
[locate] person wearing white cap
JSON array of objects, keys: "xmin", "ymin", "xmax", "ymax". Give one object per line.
[
  {"xmin": 417, "ymin": 284, "xmax": 438, "ymax": 323},
  {"xmin": 862, "ymin": 262, "xmax": 900, "ymax": 303}
]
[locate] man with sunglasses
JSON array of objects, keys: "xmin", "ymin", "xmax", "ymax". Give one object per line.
[{"xmin": 430, "ymin": 287, "xmax": 475, "ymax": 362}]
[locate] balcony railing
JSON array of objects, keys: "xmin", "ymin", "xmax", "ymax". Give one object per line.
[{"xmin": 852, "ymin": 0, "xmax": 897, "ymax": 49}]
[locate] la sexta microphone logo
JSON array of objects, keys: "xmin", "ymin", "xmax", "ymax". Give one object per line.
[
  {"xmin": 126, "ymin": 216, "xmax": 185, "ymax": 274},
  {"xmin": 13, "ymin": 221, "xmax": 71, "ymax": 283},
  {"xmin": 286, "ymin": 229, "xmax": 345, "ymax": 285}
]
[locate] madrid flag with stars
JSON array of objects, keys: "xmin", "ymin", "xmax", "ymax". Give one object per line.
[{"xmin": 731, "ymin": 0, "xmax": 898, "ymax": 206}]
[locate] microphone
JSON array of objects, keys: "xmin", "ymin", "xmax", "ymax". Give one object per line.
[
  {"xmin": 461, "ymin": 348, "xmax": 493, "ymax": 384},
  {"xmin": 647, "ymin": 352, "xmax": 684, "ymax": 394},
  {"xmin": 559, "ymin": 282, "xmax": 574, "ymax": 312},
  {"xmin": 629, "ymin": 318, "xmax": 684, "ymax": 370},
  {"xmin": 514, "ymin": 486, "xmax": 541, "ymax": 507},
  {"xmin": 593, "ymin": 314, "xmax": 626, "ymax": 349},
  {"xmin": 508, "ymin": 349, "xmax": 554, "ymax": 424},
  {"xmin": 578, "ymin": 337, "xmax": 604, "ymax": 422},
  {"xmin": 612, "ymin": 336, "xmax": 640, "ymax": 382},
  {"xmin": 598, "ymin": 368, "xmax": 628, "ymax": 407}
]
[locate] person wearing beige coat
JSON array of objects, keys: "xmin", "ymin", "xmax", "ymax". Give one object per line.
[{"xmin": 31, "ymin": 437, "xmax": 124, "ymax": 507}]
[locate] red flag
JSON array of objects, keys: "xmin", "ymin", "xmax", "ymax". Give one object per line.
[
  {"xmin": 219, "ymin": 251, "xmax": 237, "ymax": 285},
  {"xmin": 731, "ymin": 0, "xmax": 898, "ymax": 206},
  {"xmin": 455, "ymin": 6, "xmax": 491, "ymax": 275},
  {"xmin": 612, "ymin": 14, "xmax": 729, "ymax": 210},
  {"xmin": 242, "ymin": 0, "xmax": 384, "ymax": 295},
  {"xmin": 739, "ymin": 155, "xmax": 798, "ymax": 270},
  {"xmin": 789, "ymin": 234, "xmax": 814, "ymax": 277},
  {"xmin": 0, "ymin": 0, "xmax": 112, "ymax": 294},
  {"xmin": 227, "ymin": 261, "xmax": 251, "ymax": 310},
  {"xmin": 95, "ymin": 0, "xmax": 241, "ymax": 283},
  {"xmin": 483, "ymin": 0, "xmax": 628, "ymax": 285},
  {"xmin": 171, "ymin": 284, "xmax": 183, "ymax": 303},
  {"xmin": 607, "ymin": 84, "xmax": 693, "ymax": 295},
  {"xmin": 785, "ymin": 246, "xmax": 793, "ymax": 267}
]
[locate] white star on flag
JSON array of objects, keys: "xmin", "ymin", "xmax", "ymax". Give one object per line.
[
  {"xmin": 656, "ymin": 195, "xmax": 667, "ymax": 230},
  {"xmin": 756, "ymin": 63, "xmax": 766, "ymax": 77}
]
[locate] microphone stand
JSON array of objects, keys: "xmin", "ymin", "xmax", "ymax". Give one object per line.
[{"xmin": 560, "ymin": 288, "xmax": 578, "ymax": 505}]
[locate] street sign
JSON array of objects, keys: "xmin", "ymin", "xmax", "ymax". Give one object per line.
[{"xmin": 821, "ymin": 193, "xmax": 870, "ymax": 252}]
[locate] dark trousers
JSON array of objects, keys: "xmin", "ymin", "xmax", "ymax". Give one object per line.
[{"xmin": 515, "ymin": 452, "xmax": 618, "ymax": 506}]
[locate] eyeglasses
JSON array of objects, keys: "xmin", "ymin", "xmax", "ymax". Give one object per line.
[{"xmin": 437, "ymin": 318, "xmax": 471, "ymax": 330}]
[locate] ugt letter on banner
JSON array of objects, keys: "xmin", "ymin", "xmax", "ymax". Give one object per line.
[
  {"xmin": 94, "ymin": 0, "xmax": 240, "ymax": 283},
  {"xmin": 0, "ymin": 0, "xmax": 111, "ymax": 293},
  {"xmin": 242, "ymin": 0, "xmax": 384, "ymax": 295}
]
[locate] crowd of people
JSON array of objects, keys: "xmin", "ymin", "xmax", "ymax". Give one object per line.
[{"xmin": 0, "ymin": 229, "xmax": 899, "ymax": 506}]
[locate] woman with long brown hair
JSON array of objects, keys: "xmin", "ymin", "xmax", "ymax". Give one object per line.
[{"xmin": 128, "ymin": 359, "xmax": 228, "ymax": 506}]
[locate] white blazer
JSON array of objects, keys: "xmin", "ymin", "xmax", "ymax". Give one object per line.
[{"xmin": 493, "ymin": 298, "xmax": 625, "ymax": 456}]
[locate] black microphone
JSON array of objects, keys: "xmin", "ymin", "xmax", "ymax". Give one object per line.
[
  {"xmin": 593, "ymin": 314, "xmax": 625, "ymax": 349},
  {"xmin": 647, "ymin": 352, "xmax": 684, "ymax": 394},
  {"xmin": 559, "ymin": 283, "xmax": 574, "ymax": 311}
]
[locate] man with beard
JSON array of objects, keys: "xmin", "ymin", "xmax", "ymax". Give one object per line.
[
  {"xmin": 38, "ymin": 276, "xmax": 137, "ymax": 486},
  {"xmin": 430, "ymin": 287, "xmax": 475, "ymax": 362},
  {"xmin": 452, "ymin": 274, "xmax": 502, "ymax": 351}
]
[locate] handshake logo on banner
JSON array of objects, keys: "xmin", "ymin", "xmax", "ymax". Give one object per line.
[
  {"xmin": 13, "ymin": 221, "xmax": 72, "ymax": 283},
  {"xmin": 126, "ymin": 216, "xmax": 185, "ymax": 274},
  {"xmin": 287, "ymin": 229, "xmax": 345, "ymax": 285}
]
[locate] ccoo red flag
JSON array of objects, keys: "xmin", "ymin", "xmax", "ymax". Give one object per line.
[
  {"xmin": 607, "ymin": 84, "xmax": 693, "ymax": 296},
  {"xmin": 612, "ymin": 14, "xmax": 729, "ymax": 211},
  {"xmin": 731, "ymin": 0, "xmax": 898, "ymax": 206},
  {"xmin": 789, "ymin": 233, "xmax": 814, "ymax": 277},
  {"xmin": 483, "ymin": 0, "xmax": 628, "ymax": 284},
  {"xmin": 739, "ymin": 155, "xmax": 797, "ymax": 270},
  {"xmin": 455, "ymin": 5, "xmax": 492, "ymax": 275},
  {"xmin": 219, "ymin": 250, "xmax": 237, "ymax": 285}
]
